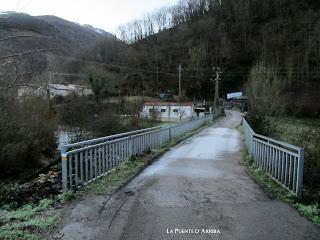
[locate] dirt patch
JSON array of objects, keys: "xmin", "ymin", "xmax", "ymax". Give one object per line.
[{"xmin": 2, "ymin": 171, "xmax": 61, "ymax": 208}]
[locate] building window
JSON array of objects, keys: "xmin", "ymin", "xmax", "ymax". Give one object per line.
[
  {"xmin": 173, "ymin": 109, "xmax": 178, "ymax": 113},
  {"xmin": 161, "ymin": 109, "xmax": 166, "ymax": 112}
]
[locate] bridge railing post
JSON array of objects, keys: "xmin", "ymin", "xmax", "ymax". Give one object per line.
[
  {"xmin": 61, "ymin": 146, "xmax": 68, "ymax": 192},
  {"xmin": 296, "ymin": 148, "xmax": 304, "ymax": 198}
]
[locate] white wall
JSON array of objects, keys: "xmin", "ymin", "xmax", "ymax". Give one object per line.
[
  {"xmin": 18, "ymin": 84, "xmax": 93, "ymax": 98},
  {"xmin": 141, "ymin": 105, "xmax": 195, "ymax": 121}
]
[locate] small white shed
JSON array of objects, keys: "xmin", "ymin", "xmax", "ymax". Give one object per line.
[{"xmin": 141, "ymin": 101, "xmax": 196, "ymax": 122}]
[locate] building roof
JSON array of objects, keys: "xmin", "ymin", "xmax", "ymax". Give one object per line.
[
  {"xmin": 144, "ymin": 101, "xmax": 193, "ymax": 106},
  {"xmin": 48, "ymin": 84, "xmax": 90, "ymax": 91}
]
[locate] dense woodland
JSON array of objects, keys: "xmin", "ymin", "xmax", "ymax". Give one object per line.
[{"xmin": 72, "ymin": 0, "xmax": 320, "ymax": 118}]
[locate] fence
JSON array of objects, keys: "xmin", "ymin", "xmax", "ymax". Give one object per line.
[
  {"xmin": 243, "ymin": 118, "xmax": 304, "ymax": 196},
  {"xmin": 61, "ymin": 115, "xmax": 212, "ymax": 191}
]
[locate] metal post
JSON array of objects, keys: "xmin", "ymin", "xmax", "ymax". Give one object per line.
[
  {"xmin": 296, "ymin": 148, "xmax": 304, "ymax": 197},
  {"xmin": 61, "ymin": 146, "xmax": 68, "ymax": 192},
  {"xmin": 178, "ymin": 64, "xmax": 182, "ymax": 103}
]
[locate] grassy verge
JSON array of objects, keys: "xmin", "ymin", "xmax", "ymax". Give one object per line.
[
  {"xmin": 267, "ymin": 116, "xmax": 320, "ymax": 212},
  {"xmin": 240, "ymin": 126, "xmax": 320, "ymax": 225},
  {"xmin": 0, "ymin": 199, "xmax": 57, "ymax": 240}
]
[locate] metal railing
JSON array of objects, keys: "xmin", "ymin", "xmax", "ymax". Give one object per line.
[
  {"xmin": 243, "ymin": 118, "xmax": 304, "ymax": 196},
  {"xmin": 61, "ymin": 115, "xmax": 212, "ymax": 191}
]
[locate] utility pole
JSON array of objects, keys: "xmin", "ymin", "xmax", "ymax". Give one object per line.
[
  {"xmin": 156, "ymin": 65, "xmax": 159, "ymax": 84},
  {"xmin": 211, "ymin": 66, "xmax": 222, "ymax": 109},
  {"xmin": 178, "ymin": 64, "xmax": 182, "ymax": 103},
  {"xmin": 156, "ymin": 52, "xmax": 159, "ymax": 90},
  {"xmin": 118, "ymin": 89, "xmax": 121, "ymax": 115}
]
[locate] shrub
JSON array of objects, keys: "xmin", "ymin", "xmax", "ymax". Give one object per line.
[
  {"xmin": 268, "ymin": 117, "xmax": 320, "ymax": 204},
  {"xmin": 295, "ymin": 128, "xmax": 320, "ymax": 203},
  {"xmin": 0, "ymin": 95, "xmax": 58, "ymax": 176}
]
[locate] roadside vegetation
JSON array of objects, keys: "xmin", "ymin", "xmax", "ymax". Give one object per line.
[
  {"xmin": 267, "ymin": 117, "xmax": 320, "ymax": 205},
  {"xmin": 0, "ymin": 95, "xmax": 59, "ymax": 178},
  {"xmin": 242, "ymin": 151, "xmax": 320, "ymax": 225},
  {"xmin": 0, "ymin": 77, "xmax": 161, "ymax": 179},
  {"xmin": 0, "ymin": 199, "xmax": 56, "ymax": 240},
  {"xmin": 245, "ymin": 59, "xmax": 320, "ymax": 209}
]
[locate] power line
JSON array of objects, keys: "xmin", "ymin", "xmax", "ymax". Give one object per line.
[
  {"xmin": 0, "ymin": 35, "xmax": 51, "ymax": 42},
  {"xmin": 0, "ymin": 48, "xmax": 60, "ymax": 60}
]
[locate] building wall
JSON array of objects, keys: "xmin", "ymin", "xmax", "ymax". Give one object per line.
[
  {"xmin": 18, "ymin": 84, "xmax": 93, "ymax": 98},
  {"xmin": 17, "ymin": 86, "xmax": 45, "ymax": 97},
  {"xmin": 141, "ymin": 105, "xmax": 195, "ymax": 122}
]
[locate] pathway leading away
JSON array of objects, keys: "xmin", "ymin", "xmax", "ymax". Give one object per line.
[{"xmin": 58, "ymin": 110, "xmax": 320, "ymax": 240}]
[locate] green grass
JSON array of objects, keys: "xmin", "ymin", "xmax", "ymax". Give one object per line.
[
  {"xmin": 0, "ymin": 199, "xmax": 57, "ymax": 240},
  {"xmin": 57, "ymin": 191, "xmax": 76, "ymax": 203},
  {"xmin": 79, "ymin": 157, "xmax": 147, "ymax": 195},
  {"xmin": 268, "ymin": 116, "xmax": 320, "ymax": 204},
  {"xmin": 293, "ymin": 203, "xmax": 320, "ymax": 225},
  {"xmin": 242, "ymin": 151, "xmax": 296, "ymax": 203},
  {"xmin": 268, "ymin": 116, "xmax": 320, "ymax": 143}
]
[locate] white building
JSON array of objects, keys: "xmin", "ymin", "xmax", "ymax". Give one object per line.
[
  {"xmin": 141, "ymin": 101, "xmax": 196, "ymax": 122},
  {"xmin": 17, "ymin": 85, "xmax": 44, "ymax": 97},
  {"xmin": 48, "ymin": 84, "xmax": 92, "ymax": 97},
  {"xmin": 18, "ymin": 84, "xmax": 92, "ymax": 98}
]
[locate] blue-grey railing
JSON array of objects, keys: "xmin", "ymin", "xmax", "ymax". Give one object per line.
[
  {"xmin": 243, "ymin": 118, "xmax": 304, "ymax": 196},
  {"xmin": 61, "ymin": 115, "xmax": 212, "ymax": 191}
]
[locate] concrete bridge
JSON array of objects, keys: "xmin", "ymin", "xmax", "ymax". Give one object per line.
[{"xmin": 55, "ymin": 111, "xmax": 320, "ymax": 240}]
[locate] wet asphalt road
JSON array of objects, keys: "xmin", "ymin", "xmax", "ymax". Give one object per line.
[{"xmin": 59, "ymin": 110, "xmax": 320, "ymax": 240}]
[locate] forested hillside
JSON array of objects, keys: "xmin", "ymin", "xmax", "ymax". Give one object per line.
[
  {"xmin": 0, "ymin": 12, "xmax": 116, "ymax": 86},
  {"xmin": 78, "ymin": 0, "xmax": 320, "ymax": 117}
]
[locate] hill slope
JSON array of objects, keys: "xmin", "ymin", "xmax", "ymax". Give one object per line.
[
  {"xmin": 92, "ymin": 0, "xmax": 320, "ymax": 116},
  {"xmin": 0, "ymin": 12, "xmax": 118, "ymax": 85},
  {"xmin": 0, "ymin": 12, "xmax": 116, "ymax": 56}
]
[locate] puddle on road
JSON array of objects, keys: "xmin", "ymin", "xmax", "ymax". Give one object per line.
[
  {"xmin": 139, "ymin": 128, "xmax": 240, "ymax": 179},
  {"xmin": 167, "ymin": 128, "xmax": 240, "ymax": 160}
]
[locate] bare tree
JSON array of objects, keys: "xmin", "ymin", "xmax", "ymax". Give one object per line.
[{"xmin": 175, "ymin": 107, "xmax": 187, "ymax": 121}]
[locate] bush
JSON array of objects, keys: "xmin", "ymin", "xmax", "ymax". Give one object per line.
[
  {"xmin": 268, "ymin": 117, "xmax": 320, "ymax": 204},
  {"xmin": 0, "ymin": 95, "xmax": 58, "ymax": 176},
  {"xmin": 90, "ymin": 111, "xmax": 123, "ymax": 136},
  {"xmin": 294, "ymin": 128, "xmax": 320, "ymax": 203},
  {"xmin": 59, "ymin": 94, "xmax": 94, "ymax": 130},
  {"xmin": 246, "ymin": 114, "xmax": 271, "ymax": 136}
]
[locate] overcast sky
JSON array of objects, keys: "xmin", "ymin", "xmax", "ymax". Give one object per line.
[{"xmin": 0, "ymin": 0, "xmax": 179, "ymax": 33}]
